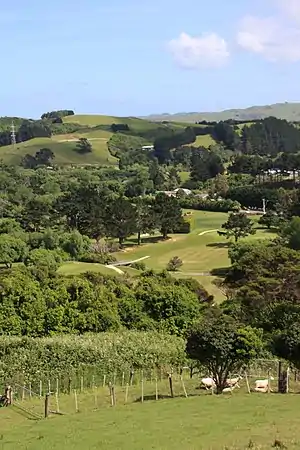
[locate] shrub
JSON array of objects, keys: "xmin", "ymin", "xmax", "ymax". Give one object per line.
[
  {"xmin": 79, "ymin": 252, "xmax": 117, "ymax": 264},
  {"xmin": 167, "ymin": 256, "xmax": 183, "ymax": 272},
  {"xmin": 131, "ymin": 261, "xmax": 146, "ymax": 271},
  {"xmin": 0, "ymin": 332, "xmax": 186, "ymax": 385}
]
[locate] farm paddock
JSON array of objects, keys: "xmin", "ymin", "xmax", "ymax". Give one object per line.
[
  {"xmin": 2, "ymin": 392, "xmax": 300, "ymax": 449},
  {"xmin": 2, "ymin": 368, "xmax": 300, "ymax": 450}
]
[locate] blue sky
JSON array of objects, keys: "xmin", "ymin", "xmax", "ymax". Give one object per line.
[{"xmin": 1, "ymin": 0, "xmax": 300, "ymax": 118}]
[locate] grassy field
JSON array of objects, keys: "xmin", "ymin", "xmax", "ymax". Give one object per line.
[
  {"xmin": 194, "ymin": 134, "xmax": 216, "ymax": 147},
  {"xmin": 58, "ymin": 210, "xmax": 276, "ymax": 302},
  {"xmin": 2, "ymin": 384, "xmax": 300, "ymax": 449},
  {"xmin": 0, "ymin": 134, "xmax": 117, "ymax": 166}
]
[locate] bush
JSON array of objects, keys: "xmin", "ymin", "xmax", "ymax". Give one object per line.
[
  {"xmin": 131, "ymin": 261, "xmax": 146, "ymax": 270},
  {"xmin": 173, "ymin": 218, "xmax": 191, "ymax": 234},
  {"xmin": 79, "ymin": 252, "xmax": 117, "ymax": 264},
  {"xmin": 0, "ymin": 332, "xmax": 186, "ymax": 385},
  {"xmin": 167, "ymin": 256, "xmax": 183, "ymax": 272}
]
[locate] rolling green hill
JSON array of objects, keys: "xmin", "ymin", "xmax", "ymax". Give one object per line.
[
  {"xmin": 0, "ymin": 114, "xmax": 215, "ymax": 165},
  {"xmin": 144, "ymin": 102, "xmax": 300, "ymax": 123}
]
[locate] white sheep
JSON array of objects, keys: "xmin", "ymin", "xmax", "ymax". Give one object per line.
[
  {"xmin": 201, "ymin": 377, "xmax": 216, "ymax": 390},
  {"xmin": 255, "ymin": 377, "xmax": 274, "ymax": 392},
  {"xmin": 222, "ymin": 383, "xmax": 240, "ymax": 394},
  {"xmin": 225, "ymin": 376, "xmax": 243, "ymax": 388}
]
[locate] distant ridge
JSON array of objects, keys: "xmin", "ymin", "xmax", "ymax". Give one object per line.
[{"xmin": 143, "ymin": 102, "xmax": 300, "ymax": 123}]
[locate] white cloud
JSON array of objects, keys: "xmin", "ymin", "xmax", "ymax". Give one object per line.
[
  {"xmin": 167, "ymin": 32, "xmax": 229, "ymax": 69},
  {"xmin": 237, "ymin": 15, "xmax": 300, "ymax": 62},
  {"xmin": 276, "ymin": 0, "xmax": 300, "ymax": 22}
]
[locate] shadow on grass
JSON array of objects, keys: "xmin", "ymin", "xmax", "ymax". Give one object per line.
[
  {"xmin": 134, "ymin": 393, "xmax": 201, "ymax": 403},
  {"xmin": 206, "ymin": 242, "xmax": 230, "ymax": 249},
  {"xmin": 123, "ymin": 236, "xmax": 166, "ymax": 248},
  {"xmin": 210, "ymin": 267, "xmax": 231, "ymax": 277}
]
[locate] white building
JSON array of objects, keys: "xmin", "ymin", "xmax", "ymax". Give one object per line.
[{"xmin": 142, "ymin": 145, "xmax": 154, "ymax": 151}]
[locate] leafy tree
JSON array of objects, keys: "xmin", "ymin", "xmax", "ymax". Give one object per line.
[
  {"xmin": 258, "ymin": 211, "xmax": 281, "ymax": 229},
  {"xmin": 105, "ymin": 196, "xmax": 137, "ymax": 245},
  {"xmin": 0, "ymin": 235, "xmax": 28, "ymax": 268},
  {"xmin": 25, "ymin": 249, "xmax": 64, "ymax": 274},
  {"xmin": 134, "ymin": 198, "xmax": 155, "ymax": 245},
  {"xmin": 35, "ymin": 148, "xmax": 55, "ymax": 166},
  {"xmin": 186, "ymin": 312, "xmax": 263, "ymax": 393},
  {"xmin": 59, "ymin": 230, "xmax": 91, "ymax": 259},
  {"xmin": 167, "ymin": 256, "xmax": 183, "ymax": 271},
  {"xmin": 76, "ymin": 138, "xmax": 92, "ymax": 154},
  {"xmin": 0, "ymin": 218, "xmax": 22, "ymax": 235},
  {"xmin": 190, "ymin": 148, "xmax": 224, "ymax": 183},
  {"xmin": 273, "ymin": 323, "xmax": 300, "ymax": 369},
  {"xmin": 221, "ymin": 212, "xmax": 256, "ymax": 242},
  {"xmin": 152, "ymin": 193, "xmax": 183, "ymax": 239},
  {"xmin": 281, "ymin": 216, "xmax": 300, "ymax": 250}
]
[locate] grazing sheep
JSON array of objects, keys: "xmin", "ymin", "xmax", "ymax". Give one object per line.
[
  {"xmin": 255, "ymin": 377, "xmax": 274, "ymax": 393},
  {"xmin": 201, "ymin": 377, "xmax": 216, "ymax": 390},
  {"xmin": 225, "ymin": 376, "xmax": 243, "ymax": 388},
  {"xmin": 222, "ymin": 383, "xmax": 240, "ymax": 394}
]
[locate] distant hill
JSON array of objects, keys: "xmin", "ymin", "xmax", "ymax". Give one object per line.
[
  {"xmin": 144, "ymin": 102, "xmax": 300, "ymax": 123},
  {"xmin": 0, "ymin": 114, "xmax": 207, "ymax": 166}
]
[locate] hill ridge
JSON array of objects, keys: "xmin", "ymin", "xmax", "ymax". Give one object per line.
[{"xmin": 142, "ymin": 102, "xmax": 300, "ymax": 123}]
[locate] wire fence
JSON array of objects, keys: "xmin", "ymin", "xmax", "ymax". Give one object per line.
[{"xmin": 2, "ymin": 359, "xmax": 299, "ymax": 420}]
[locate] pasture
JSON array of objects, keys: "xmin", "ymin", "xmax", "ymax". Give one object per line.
[
  {"xmin": 2, "ymin": 383, "xmax": 300, "ymax": 449},
  {"xmin": 0, "ymin": 134, "xmax": 117, "ymax": 166},
  {"xmin": 59, "ymin": 210, "xmax": 276, "ymax": 302}
]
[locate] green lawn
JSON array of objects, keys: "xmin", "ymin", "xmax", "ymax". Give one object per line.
[
  {"xmin": 58, "ymin": 211, "xmax": 275, "ymax": 302},
  {"xmin": 113, "ymin": 211, "xmax": 276, "ymax": 302},
  {"xmin": 2, "ymin": 391, "xmax": 300, "ymax": 449}
]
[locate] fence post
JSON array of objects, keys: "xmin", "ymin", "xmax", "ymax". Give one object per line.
[
  {"xmin": 155, "ymin": 377, "xmax": 158, "ymax": 401},
  {"xmin": 45, "ymin": 393, "xmax": 50, "ymax": 418},
  {"xmin": 267, "ymin": 369, "xmax": 271, "ymax": 394},
  {"xmin": 277, "ymin": 361, "xmax": 282, "ymax": 393},
  {"xmin": 125, "ymin": 383, "xmax": 129, "ymax": 404},
  {"xmin": 103, "ymin": 374, "xmax": 106, "ymax": 387},
  {"xmin": 55, "ymin": 392, "xmax": 60, "ymax": 413},
  {"xmin": 39, "ymin": 380, "xmax": 42, "ymax": 398},
  {"xmin": 245, "ymin": 371, "xmax": 251, "ymax": 394},
  {"xmin": 22, "ymin": 383, "xmax": 25, "ymax": 401},
  {"xmin": 80, "ymin": 376, "xmax": 84, "ymax": 393},
  {"xmin": 74, "ymin": 389, "xmax": 79, "ymax": 413},
  {"xmin": 181, "ymin": 376, "xmax": 188, "ymax": 398},
  {"xmin": 109, "ymin": 382, "xmax": 114, "ymax": 407},
  {"xmin": 141, "ymin": 376, "xmax": 144, "ymax": 403},
  {"xmin": 168, "ymin": 373, "xmax": 174, "ymax": 398}
]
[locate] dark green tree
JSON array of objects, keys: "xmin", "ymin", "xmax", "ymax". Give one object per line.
[
  {"xmin": 186, "ymin": 312, "xmax": 263, "ymax": 393},
  {"xmin": 221, "ymin": 212, "xmax": 256, "ymax": 242},
  {"xmin": 152, "ymin": 193, "xmax": 183, "ymax": 239},
  {"xmin": 76, "ymin": 138, "xmax": 92, "ymax": 154},
  {"xmin": 105, "ymin": 196, "xmax": 137, "ymax": 245}
]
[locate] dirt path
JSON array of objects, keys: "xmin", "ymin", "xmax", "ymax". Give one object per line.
[
  {"xmin": 57, "ymin": 137, "xmax": 107, "ymax": 143},
  {"xmin": 114, "ymin": 256, "xmax": 150, "ymax": 267},
  {"xmin": 198, "ymin": 229, "xmax": 218, "ymax": 236},
  {"xmin": 106, "ymin": 265, "xmax": 124, "ymax": 274}
]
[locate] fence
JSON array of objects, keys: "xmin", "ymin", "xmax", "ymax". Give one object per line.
[{"xmin": 2, "ymin": 360, "xmax": 300, "ymax": 420}]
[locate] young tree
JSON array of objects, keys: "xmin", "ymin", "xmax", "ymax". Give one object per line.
[
  {"xmin": 152, "ymin": 193, "xmax": 183, "ymax": 239},
  {"xmin": 258, "ymin": 211, "xmax": 281, "ymax": 230},
  {"xmin": 186, "ymin": 312, "xmax": 263, "ymax": 393},
  {"xmin": 76, "ymin": 138, "xmax": 92, "ymax": 154},
  {"xmin": 221, "ymin": 212, "xmax": 256, "ymax": 242},
  {"xmin": 167, "ymin": 256, "xmax": 183, "ymax": 271}
]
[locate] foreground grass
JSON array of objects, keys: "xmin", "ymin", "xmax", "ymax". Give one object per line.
[{"xmin": 2, "ymin": 392, "xmax": 300, "ymax": 449}]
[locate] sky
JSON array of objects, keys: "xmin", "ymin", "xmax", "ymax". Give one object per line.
[{"xmin": 1, "ymin": 0, "xmax": 300, "ymax": 118}]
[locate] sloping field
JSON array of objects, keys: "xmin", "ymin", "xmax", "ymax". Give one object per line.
[{"xmin": 0, "ymin": 136, "xmax": 117, "ymax": 165}]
